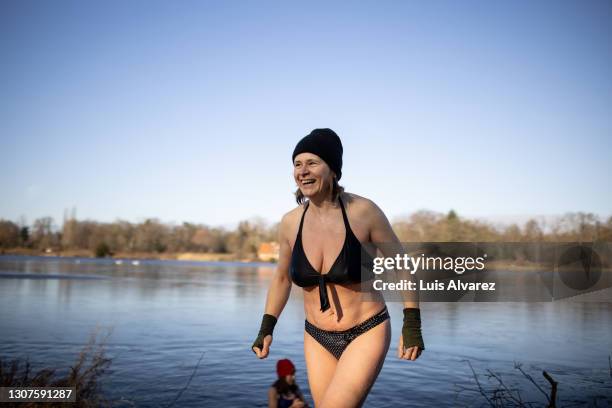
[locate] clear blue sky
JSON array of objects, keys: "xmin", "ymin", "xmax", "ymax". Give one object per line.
[{"xmin": 1, "ymin": 0, "xmax": 611, "ymax": 228}]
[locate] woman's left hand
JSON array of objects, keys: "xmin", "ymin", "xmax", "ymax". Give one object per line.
[{"xmin": 397, "ymin": 333, "xmax": 423, "ymax": 361}]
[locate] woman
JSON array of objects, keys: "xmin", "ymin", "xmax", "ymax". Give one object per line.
[
  {"xmin": 268, "ymin": 359, "xmax": 308, "ymax": 408},
  {"xmin": 252, "ymin": 128, "xmax": 424, "ymax": 407}
]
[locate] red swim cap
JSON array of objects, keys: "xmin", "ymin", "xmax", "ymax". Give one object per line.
[{"xmin": 276, "ymin": 359, "xmax": 296, "ymax": 377}]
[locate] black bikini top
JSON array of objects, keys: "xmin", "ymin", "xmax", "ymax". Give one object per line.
[{"xmin": 290, "ymin": 196, "xmax": 373, "ymax": 312}]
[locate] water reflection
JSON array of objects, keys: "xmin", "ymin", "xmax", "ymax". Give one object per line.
[{"xmin": 0, "ymin": 255, "xmax": 610, "ymax": 407}]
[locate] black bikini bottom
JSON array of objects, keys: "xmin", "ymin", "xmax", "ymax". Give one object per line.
[{"xmin": 305, "ymin": 307, "xmax": 390, "ymax": 360}]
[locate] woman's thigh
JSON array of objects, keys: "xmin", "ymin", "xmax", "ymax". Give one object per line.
[
  {"xmin": 320, "ymin": 319, "xmax": 391, "ymax": 408},
  {"xmin": 304, "ymin": 330, "xmax": 339, "ymax": 406}
]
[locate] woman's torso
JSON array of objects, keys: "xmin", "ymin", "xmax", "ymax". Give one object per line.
[
  {"xmin": 278, "ymin": 393, "xmax": 296, "ymax": 408},
  {"xmin": 270, "ymin": 385, "xmax": 299, "ymax": 408},
  {"xmin": 287, "ymin": 193, "xmax": 385, "ymax": 330}
]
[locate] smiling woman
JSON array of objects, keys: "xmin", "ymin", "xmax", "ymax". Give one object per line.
[{"xmin": 251, "ymin": 129, "xmax": 425, "ymax": 408}]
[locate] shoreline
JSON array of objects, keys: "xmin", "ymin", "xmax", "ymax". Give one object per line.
[{"xmin": 0, "ymin": 248, "xmax": 270, "ymax": 264}]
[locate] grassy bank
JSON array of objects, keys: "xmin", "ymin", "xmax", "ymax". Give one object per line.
[{"xmin": 0, "ymin": 331, "xmax": 112, "ymax": 407}]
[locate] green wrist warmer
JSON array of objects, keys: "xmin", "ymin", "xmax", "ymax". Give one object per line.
[
  {"xmin": 251, "ymin": 314, "xmax": 277, "ymax": 354},
  {"xmin": 402, "ymin": 308, "xmax": 425, "ymax": 351}
]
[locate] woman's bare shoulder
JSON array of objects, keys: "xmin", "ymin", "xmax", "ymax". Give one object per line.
[
  {"xmin": 281, "ymin": 205, "xmax": 304, "ymax": 224},
  {"xmin": 278, "ymin": 205, "xmax": 306, "ymax": 240},
  {"xmin": 342, "ymin": 192, "xmax": 382, "ymax": 215}
]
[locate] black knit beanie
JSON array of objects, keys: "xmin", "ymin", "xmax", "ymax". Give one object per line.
[{"xmin": 292, "ymin": 128, "xmax": 343, "ymax": 180}]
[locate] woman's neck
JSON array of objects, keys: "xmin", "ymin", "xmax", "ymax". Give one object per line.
[{"xmin": 307, "ymin": 192, "xmax": 340, "ymax": 214}]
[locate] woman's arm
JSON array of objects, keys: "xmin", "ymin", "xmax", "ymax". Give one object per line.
[
  {"xmin": 263, "ymin": 214, "xmax": 294, "ymax": 317},
  {"xmin": 253, "ymin": 214, "xmax": 294, "ymax": 359},
  {"xmin": 368, "ymin": 201, "xmax": 419, "ymax": 308},
  {"xmin": 268, "ymin": 386, "xmax": 278, "ymax": 408},
  {"xmin": 367, "ymin": 199, "xmax": 424, "ymax": 361}
]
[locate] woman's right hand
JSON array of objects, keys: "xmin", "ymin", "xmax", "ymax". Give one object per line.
[
  {"xmin": 290, "ymin": 399, "xmax": 305, "ymax": 408},
  {"xmin": 252, "ymin": 334, "xmax": 273, "ymax": 359}
]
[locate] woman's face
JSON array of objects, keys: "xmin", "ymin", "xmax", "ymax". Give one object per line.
[
  {"xmin": 284, "ymin": 373, "xmax": 296, "ymax": 385},
  {"xmin": 293, "ymin": 152, "xmax": 334, "ymax": 199}
]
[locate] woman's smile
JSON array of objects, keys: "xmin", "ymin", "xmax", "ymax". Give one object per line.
[{"xmin": 300, "ymin": 178, "xmax": 316, "ymax": 186}]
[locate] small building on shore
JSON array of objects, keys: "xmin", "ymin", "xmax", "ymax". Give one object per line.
[{"xmin": 258, "ymin": 242, "xmax": 279, "ymax": 262}]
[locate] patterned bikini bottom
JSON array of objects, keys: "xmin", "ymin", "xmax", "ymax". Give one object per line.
[{"xmin": 305, "ymin": 307, "xmax": 390, "ymax": 360}]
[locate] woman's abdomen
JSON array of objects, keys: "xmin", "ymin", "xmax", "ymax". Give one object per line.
[{"xmin": 302, "ymin": 282, "xmax": 386, "ymax": 330}]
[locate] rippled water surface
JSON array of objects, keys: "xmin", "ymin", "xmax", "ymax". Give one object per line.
[{"xmin": 1, "ymin": 256, "xmax": 611, "ymax": 407}]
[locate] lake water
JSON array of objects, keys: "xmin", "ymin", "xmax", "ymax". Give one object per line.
[{"xmin": 0, "ymin": 255, "xmax": 611, "ymax": 407}]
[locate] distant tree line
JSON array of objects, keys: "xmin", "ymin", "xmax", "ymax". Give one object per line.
[
  {"xmin": 0, "ymin": 216, "xmax": 278, "ymax": 259},
  {"xmin": 393, "ymin": 210, "xmax": 612, "ymax": 242},
  {"xmin": 0, "ymin": 210, "xmax": 610, "ymax": 257}
]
